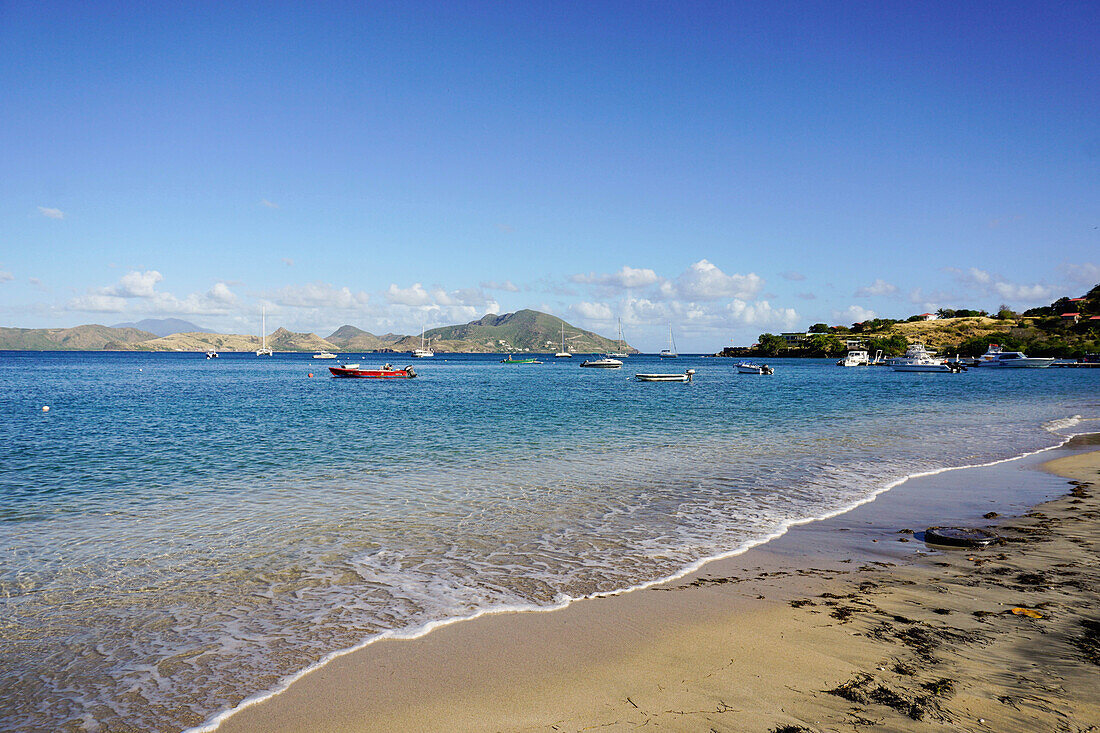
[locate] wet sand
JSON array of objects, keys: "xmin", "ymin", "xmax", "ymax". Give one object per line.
[{"xmin": 215, "ymin": 438, "xmax": 1100, "ymax": 732}]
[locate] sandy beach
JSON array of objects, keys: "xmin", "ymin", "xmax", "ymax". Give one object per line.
[{"xmin": 215, "ymin": 438, "xmax": 1100, "ymax": 733}]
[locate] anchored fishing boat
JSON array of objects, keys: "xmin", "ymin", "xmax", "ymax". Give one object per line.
[
  {"xmin": 500, "ymin": 355, "xmax": 542, "ymax": 364},
  {"xmin": 329, "ymin": 363, "xmax": 416, "ymax": 379}
]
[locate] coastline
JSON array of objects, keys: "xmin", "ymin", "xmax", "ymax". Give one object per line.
[{"xmin": 209, "ymin": 433, "xmax": 1100, "ymax": 733}]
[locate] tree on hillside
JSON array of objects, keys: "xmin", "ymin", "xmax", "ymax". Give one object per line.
[
  {"xmin": 809, "ymin": 323, "xmax": 829, "ymax": 333},
  {"xmin": 804, "ymin": 334, "xmax": 845, "ymax": 357},
  {"xmin": 756, "ymin": 333, "xmax": 788, "ymax": 356}
]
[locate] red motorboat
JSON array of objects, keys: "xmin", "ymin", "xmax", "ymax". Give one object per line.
[{"xmin": 328, "ymin": 363, "xmax": 417, "ymax": 379}]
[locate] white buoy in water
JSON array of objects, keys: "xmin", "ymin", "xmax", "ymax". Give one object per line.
[{"xmin": 42, "ymin": 406, "xmax": 50, "ymax": 412}]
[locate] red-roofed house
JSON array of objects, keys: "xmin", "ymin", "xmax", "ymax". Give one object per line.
[
  {"xmin": 917, "ymin": 313, "xmax": 938, "ymax": 321},
  {"xmin": 1061, "ymin": 312, "xmax": 1081, "ymax": 323}
]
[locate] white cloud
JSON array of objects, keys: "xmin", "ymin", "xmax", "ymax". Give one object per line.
[
  {"xmin": 67, "ymin": 271, "xmax": 243, "ymax": 317},
  {"xmin": 797, "ymin": 292, "xmax": 816, "ymax": 300},
  {"xmin": 0, "ymin": 270, "xmax": 13, "ymax": 283},
  {"xmin": 854, "ymin": 278, "xmax": 898, "ymax": 297},
  {"xmin": 833, "ymin": 305, "xmax": 877, "ymax": 324},
  {"xmin": 282, "ymin": 258, "xmax": 294, "ymax": 267},
  {"xmin": 275, "ymin": 282, "xmax": 370, "ymax": 309},
  {"xmin": 1059, "ymin": 262, "xmax": 1100, "ymax": 289},
  {"xmin": 674, "ymin": 260, "xmax": 764, "ymax": 301},
  {"xmin": 68, "ymin": 294, "xmax": 127, "ymax": 312},
  {"xmin": 945, "ymin": 267, "xmax": 1052, "ymax": 304},
  {"xmin": 37, "ymin": 206, "xmax": 64, "ymax": 220},
  {"xmin": 780, "ymin": 271, "xmax": 806, "ymax": 281},
  {"xmin": 570, "ymin": 265, "xmax": 660, "ymax": 289},
  {"xmin": 260, "ymin": 199, "xmax": 279, "ymax": 209},
  {"xmin": 572, "ymin": 301, "xmax": 614, "ymax": 321},
  {"xmin": 480, "ymin": 280, "xmax": 520, "ymax": 292},
  {"xmin": 102, "ymin": 270, "xmax": 164, "ymax": 298},
  {"xmin": 384, "ymin": 283, "xmax": 431, "ymax": 306},
  {"xmin": 724, "ymin": 299, "xmax": 800, "ymax": 329}
]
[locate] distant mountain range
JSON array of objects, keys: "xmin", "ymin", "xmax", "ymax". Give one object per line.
[
  {"xmin": 0, "ymin": 310, "xmax": 638, "ymax": 354},
  {"xmin": 110, "ymin": 318, "xmax": 215, "ymax": 337}
]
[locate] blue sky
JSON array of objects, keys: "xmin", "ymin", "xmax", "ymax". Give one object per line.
[{"xmin": 2, "ymin": 1, "xmax": 1097, "ymax": 350}]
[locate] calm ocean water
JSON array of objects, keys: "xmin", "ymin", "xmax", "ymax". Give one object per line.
[{"xmin": 1, "ymin": 351, "xmax": 1097, "ymax": 731}]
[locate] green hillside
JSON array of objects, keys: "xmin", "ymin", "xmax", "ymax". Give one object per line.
[
  {"xmin": 325, "ymin": 325, "xmax": 405, "ymax": 351},
  {"xmin": 392, "ymin": 310, "xmax": 635, "ymax": 353},
  {"xmin": 0, "ymin": 309, "xmax": 633, "ymax": 353},
  {"xmin": 0, "ymin": 325, "xmax": 157, "ymax": 350}
]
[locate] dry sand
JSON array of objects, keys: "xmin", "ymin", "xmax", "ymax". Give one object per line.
[{"xmin": 216, "ymin": 443, "xmax": 1100, "ymax": 732}]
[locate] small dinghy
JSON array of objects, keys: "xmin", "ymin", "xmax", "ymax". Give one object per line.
[
  {"xmin": 737, "ymin": 362, "xmax": 773, "ymax": 375},
  {"xmin": 636, "ymin": 369, "xmax": 695, "ymax": 382}
]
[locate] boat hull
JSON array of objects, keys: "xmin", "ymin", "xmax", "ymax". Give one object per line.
[
  {"xmin": 892, "ymin": 364, "xmax": 954, "ymax": 372},
  {"xmin": 636, "ymin": 371, "xmax": 694, "ymax": 382},
  {"xmin": 580, "ymin": 359, "xmax": 622, "ymax": 368},
  {"xmin": 329, "ymin": 366, "xmax": 416, "ymax": 379},
  {"xmin": 994, "ymin": 358, "xmax": 1056, "ymax": 368}
]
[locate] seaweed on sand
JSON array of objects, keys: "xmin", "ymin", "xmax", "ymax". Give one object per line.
[
  {"xmin": 1072, "ymin": 619, "xmax": 1100, "ymax": 666},
  {"xmin": 825, "ymin": 674, "xmax": 936, "ymax": 721}
]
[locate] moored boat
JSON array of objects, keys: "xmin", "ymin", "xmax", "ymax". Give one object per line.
[
  {"xmin": 329, "ymin": 363, "xmax": 416, "ymax": 379},
  {"xmin": 205, "ymin": 350, "xmax": 218, "ymax": 359},
  {"xmin": 580, "ymin": 357, "xmax": 622, "ymax": 368},
  {"xmin": 737, "ymin": 362, "xmax": 773, "ymax": 375},
  {"xmin": 313, "ymin": 351, "xmax": 337, "ymax": 359},
  {"xmin": 837, "ymin": 350, "xmax": 869, "ymax": 367},
  {"xmin": 890, "ymin": 343, "xmax": 964, "ymax": 372},
  {"xmin": 973, "ymin": 344, "xmax": 1055, "ymax": 368},
  {"xmin": 659, "ymin": 323, "xmax": 678, "ymax": 357},
  {"xmin": 606, "ymin": 318, "xmax": 630, "ymax": 358},
  {"xmin": 500, "ymin": 355, "xmax": 542, "ymax": 364},
  {"xmin": 636, "ymin": 369, "xmax": 694, "ymax": 382},
  {"xmin": 554, "ymin": 323, "xmax": 572, "ymax": 358}
]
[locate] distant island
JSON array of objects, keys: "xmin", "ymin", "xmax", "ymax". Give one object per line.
[
  {"xmin": 0, "ymin": 309, "xmax": 639, "ymax": 354},
  {"xmin": 719, "ymin": 283, "xmax": 1100, "ymax": 359}
]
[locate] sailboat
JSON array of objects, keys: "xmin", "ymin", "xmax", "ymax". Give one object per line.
[
  {"xmin": 255, "ymin": 306, "xmax": 273, "ymax": 356},
  {"xmin": 606, "ymin": 318, "xmax": 629, "ymax": 358},
  {"xmin": 411, "ymin": 322, "xmax": 434, "ymax": 358},
  {"xmin": 554, "ymin": 322, "xmax": 572, "ymax": 358},
  {"xmin": 659, "ymin": 323, "xmax": 678, "ymax": 358}
]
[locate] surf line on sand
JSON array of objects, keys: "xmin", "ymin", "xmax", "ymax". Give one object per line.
[{"xmin": 186, "ymin": 417, "xmax": 1092, "ymax": 733}]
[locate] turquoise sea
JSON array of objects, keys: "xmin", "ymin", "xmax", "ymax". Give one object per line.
[{"xmin": 1, "ymin": 351, "xmax": 1097, "ymax": 731}]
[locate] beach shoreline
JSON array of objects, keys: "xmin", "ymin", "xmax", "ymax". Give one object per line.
[{"xmin": 210, "ymin": 434, "xmax": 1100, "ymax": 732}]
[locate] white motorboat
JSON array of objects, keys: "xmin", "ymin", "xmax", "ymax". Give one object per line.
[
  {"xmin": 973, "ymin": 344, "xmax": 1054, "ymax": 368},
  {"xmin": 580, "ymin": 357, "xmax": 622, "ymax": 368},
  {"xmin": 205, "ymin": 350, "xmax": 218, "ymax": 359},
  {"xmin": 837, "ymin": 350, "xmax": 869, "ymax": 367},
  {"xmin": 636, "ymin": 369, "xmax": 694, "ymax": 382},
  {"xmin": 313, "ymin": 351, "xmax": 337, "ymax": 359},
  {"xmin": 659, "ymin": 324, "xmax": 678, "ymax": 358},
  {"xmin": 890, "ymin": 343, "xmax": 964, "ymax": 372},
  {"xmin": 255, "ymin": 306, "xmax": 273, "ymax": 356},
  {"xmin": 737, "ymin": 362, "xmax": 773, "ymax": 375},
  {"xmin": 554, "ymin": 323, "xmax": 571, "ymax": 358}
]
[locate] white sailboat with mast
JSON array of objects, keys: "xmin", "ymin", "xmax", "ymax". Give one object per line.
[
  {"xmin": 255, "ymin": 306, "xmax": 273, "ymax": 356},
  {"xmin": 412, "ymin": 321, "xmax": 434, "ymax": 358},
  {"xmin": 659, "ymin": 323, "xmax": 678, "ymax": 358},
  {"xmin": 554, "ymin": 322, "xmax": 572, "ymax": 358},
  {"xmin": 606, "ymin": 318, "xmax": 629, "ymax": 358}
]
